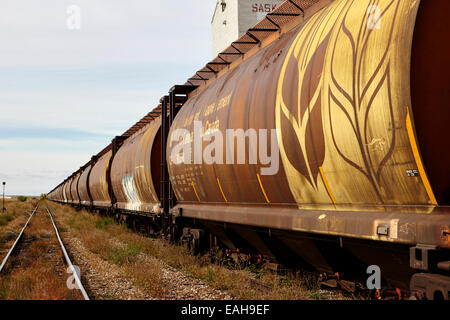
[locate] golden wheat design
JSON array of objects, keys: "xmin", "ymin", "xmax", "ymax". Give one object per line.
[{"xmin": 326, "ymin": 0, "xmax": 400, "ymax": 201}]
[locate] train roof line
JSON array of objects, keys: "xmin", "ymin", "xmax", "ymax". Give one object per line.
[{"xmin": 185, "ymin": 0, "xmax": 324, "ymax": 90}]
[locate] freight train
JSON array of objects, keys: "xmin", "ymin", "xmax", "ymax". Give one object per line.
[{"xmin": 47, "ymin": 0, "xmax": 450, "ymax": 299}]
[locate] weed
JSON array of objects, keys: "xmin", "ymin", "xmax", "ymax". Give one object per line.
[
  {"xmin": 125, "ymin": 260, "xmax": 166, "ymax": 298},
  {"xmin": 109, "ymin": 243, "xmax": 142, "ymax": 266},
  {"xmin": 279, "ymin": 277, "xmax": 293, "ymax": 287},
  {"xmin": 244, "ymin": 264, "xmax": 258, "ymax": 274},
  {"xmin": 81, "ymin": 231, "xmax": 110, "ymax": 258},
  {"xmin": 309, "ymin": 291, "xmax": 327, "ymax": 300},
  {"xmin": 94, "ymin": 217, "xmax": 114, "ymax": 230},
  {"xmin": 66, "ymin": 216, "xmax": 76, "ymax": 228},
  {"xmin": 206, "ymin": 268, "xmax": 215, "ymax": 282},
  {"xmin": 0, "ymin": 214, "xmax": 15, "ymax": 226}
]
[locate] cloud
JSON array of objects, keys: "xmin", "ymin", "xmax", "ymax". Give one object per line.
[
  {"xmin": 0, "ymin": 0, "xmax": 216, "ymax": 67},
  {"xmin": 0, "ymin": 127, "xmax": 110, "ymax": 140},
  {"xmin": 0, "ymin": 0, "xmax": 218, "ymax": 195},
  {"xmin": 0, "ymin": 150, "xmax": 91, "ymax": 196},
  {"xmin": 0, "ymin": 63, "xmax": 201, "ymax": 134}
]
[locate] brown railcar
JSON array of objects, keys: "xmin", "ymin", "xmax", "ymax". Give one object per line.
[
  {"xmin": 110, "ymin": 118, "xmax": 162, "ymax": 213},
  {"xmin": 69, "ymin": 173, "xmax": 81, "ymax": 205},
  {"xmin": 88, "ymin": 151, "xmax": 113, "ymax": 208},
  {"xmin": 78, "ymin": 165, "xmax": 93, "ymax": 206}
]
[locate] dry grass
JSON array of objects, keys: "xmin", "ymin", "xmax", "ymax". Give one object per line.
[
  {"xmin": 0, "ymin": 198, "xmax": 39, "ymax": 259},
  {"xmin": 0, "ymin": 198, "xmax": 38, "ymax": 229},
  {"xmin": 46, "ymin": 201, "xmax": 349, "ymax": 300},
  {"xmin": 124, "ymin": 260, "xmax": 166, "ymax": 298},
  {"xmin": 0, "ymin": 258, "xmax": 78, "ymax": 300},
  {"xmin": 0, "ymin": 202, "xmax": 83, "ymax": 300}
]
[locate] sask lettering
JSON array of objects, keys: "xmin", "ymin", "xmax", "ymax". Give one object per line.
[{"xmin": 252, "ymin": 3, "xmax": 277, "ymax": 13}]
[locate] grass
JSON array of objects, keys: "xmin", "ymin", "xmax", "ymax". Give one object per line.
[
  {"xmin": 46, "ymin": 201, "xmax": 349, "ymax": 300},
  {"xmin": 0, "ymin": 261, "xmax": 75, "ymax": 300},
  {"xmin": 125, "ymin": 260, "xmax": 166, "ymax": 298},
  {"xmin": 94, "ymin": 217, "xmax": 114, "ymax": 230},
  {"xmin": 0, "ymin": 198, "xmax": 39, "ymax": 238},
  {"xmin": 109, "ymin": 243, "xmax": 142, "ymax": 265},
  {"xmin": 206, "ymin": 267, "xmax": 215, "ymax": 283},
  {"xmin": 309, "ymin": 291, "xmax": 327, "ymax": 300},
  {"xmin": 0, "ymin": 214, "xmax": 15, "ymax": 226}
]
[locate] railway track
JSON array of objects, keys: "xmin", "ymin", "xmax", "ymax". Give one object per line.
[{"xmin": 0, "ymin": 204, "xmax": 89, "ymax": 300}]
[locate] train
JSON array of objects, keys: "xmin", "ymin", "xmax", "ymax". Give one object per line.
[{"xmin": 47, "ymin": 0, "xmax": 450, "ymax": 299}]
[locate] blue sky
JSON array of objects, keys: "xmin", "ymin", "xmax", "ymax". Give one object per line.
[{"xmin": 0, "ymin": 0, "xmax": 217, "ymax": 195}]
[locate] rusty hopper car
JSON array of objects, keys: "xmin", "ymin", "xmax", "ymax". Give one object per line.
[
  {"xmin": 52, "ymin": 185, "xmax": 60, "ymax": 202},
  {"xmin": 48, "ymin": 0, "xmax": 450, "ymax": 299},
  {"xmin": 63, "ymin": 179, "xmax": 71, "ymax": 203},
  {"xmin": 67, "ymin": 176, "xmax": 76, "ymax": 204},
  {"xmin": 89, "ymin": 151, "xmax": 113, "ymax": 208},
  {"xmin": 110, "ymin": 118, "xmax": 162, "ymax": 213},
  {"xmin": 78, "ymin": 164, "xmax": 93, "ymax": 206},
  {"xmin": 70, "ymin": 172, "xmax": 81, "ymax": 205}
]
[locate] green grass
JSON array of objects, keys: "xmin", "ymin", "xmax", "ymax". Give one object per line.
[
  {"xmin": 57, "ymin": 225, "xmax": 68, "ymax": 233},
  {"xmin": 309, "ymin": 291, "xmax": 327, "ymax": 300},
  {"xmin": 0, "ymin": 214, "xmax": 15, "ymax": 226},
  {"xmin": 94, "ymin": 217, "xmax": 115, "ymax": 230},
  {"xmin": 109, "ymin": 243, "xmax": 142, "ymax": 266},
  {"xmin": 206, "ymin": 267, "xmax": 215, "ymax": 282},
  {"xmin": 66, "ymin": 216, "xmax": 76, "ymax": 228},
  {"xmin": 17, "ymin": 196, "xmax": 27, "ymax": 202}
]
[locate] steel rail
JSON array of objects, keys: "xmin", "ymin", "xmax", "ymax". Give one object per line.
[
  {"xmin": 0, "ymin": 204, "xmax": 39, "ymax": 273},
  {"xmin": 45, "ymin": 207, "xmax": 90, "ymax": 300}
]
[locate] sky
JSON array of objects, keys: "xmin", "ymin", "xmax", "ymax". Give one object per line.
[{"xmin": 0, "ymin": 0, "xmax": 218, "ymax": 196}]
